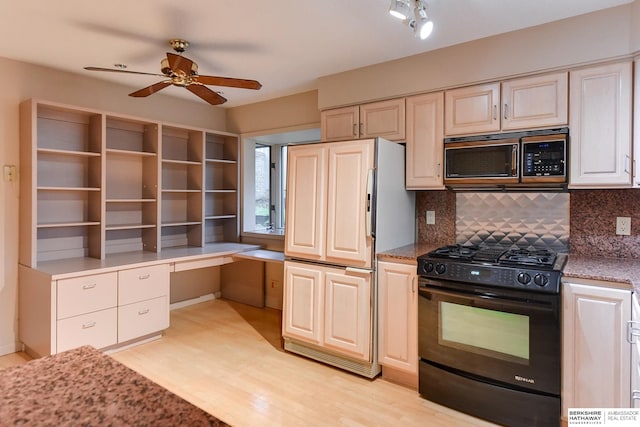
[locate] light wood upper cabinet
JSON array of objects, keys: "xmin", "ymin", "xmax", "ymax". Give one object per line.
[
  {"xmin": 501, "ymin": 72, "xmax": 568, "ymax": 130},
  {"xmin": 321, "ymin": 106, "xmax": 359, "ymax": 141},
  {"xmin": 321, "ymin": 99, "xmax": 405, "ymax": 142},
  {"xmin": 445, "ymin": 83, "xmax": 500, "ymax": 136},
  {"xmin": 445, "ymin": 72, "xmax": 568, "ymax": 136},
  {"xmin": 569, "ymin": 62, "xmax": 633, "ymax": 188},
  {"xmin": 562, "ymin": 281, "xmax": 631, "ymax": 421},
  {"xmin": 377, "ymin": 261, "xmax": 418, "ymax": 378},
  {"xmin": 405, "ymin": 92, "xmax": 444, "ymax": 189},
  {"xmin": 285, "ymin": 139, "xmax": 374, "ymax": 268}
]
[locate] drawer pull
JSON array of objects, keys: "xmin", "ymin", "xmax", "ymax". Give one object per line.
[
  {"xmin": 82, "ymin": 321, "xmax": 96, "ymax": 329},
  {"xmin": 82, "ymin": 283, "xmax": 97, "ymax": 290},
  {"xmin": 138, "ymin": 274, "xmax": 151, "ymax": 280},
  {"xmin": 138, "ymin": 308, "xmax": 150, "ymax": 315}
]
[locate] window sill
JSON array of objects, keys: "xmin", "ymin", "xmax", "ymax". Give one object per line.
[{"xmin": 241, "ymin": 229, "xmax": 285, "ymax": 241}]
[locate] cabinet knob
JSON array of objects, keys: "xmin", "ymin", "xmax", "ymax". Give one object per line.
[
  {"xmin": 138, "ymin": 274, "xmax": 151, "ymax": 280},
  {"xmin": 504, "ymin": 103, "xmax": 508, "ymax": 120},
  {"xmin": 82, "ymin": 283, "xmax": 97, "ymax": 290}
]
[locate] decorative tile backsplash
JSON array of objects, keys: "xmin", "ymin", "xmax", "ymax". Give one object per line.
[
  {"xmin": 416, "ymin": 188, "xmax": 640, "ymax": 259},
  {"xmin": 455, "ymin": 192, "xmax": 570, "ymax": 252}
]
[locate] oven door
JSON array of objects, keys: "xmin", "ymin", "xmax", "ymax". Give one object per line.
[{"xmin": 418, "ymin": 278, "xmax": 560, "ymax": 395}]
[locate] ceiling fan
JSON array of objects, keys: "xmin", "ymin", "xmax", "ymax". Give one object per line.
[{"xmin": 84, "ymin": 39, "xmax": 262, "ymax": 105}]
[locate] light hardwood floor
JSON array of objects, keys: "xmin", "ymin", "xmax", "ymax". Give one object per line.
[{"xmin": 1, "ymin": 299, "xmax": 496, "ymax": 427}]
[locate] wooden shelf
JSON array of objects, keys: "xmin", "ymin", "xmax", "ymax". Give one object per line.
[
  {"xmin": 205, "ymin": 159, "xmax": 237, "ymax": 164},
  {"xmin": 161, "ymin": 221, "xmax": 202, "ymax": 227},
  {"xmin": 37, "ymin": 221, "xmax": 101, "ymax": 228},
  {"xmin": 105, "ymin": 223, "xmax": 156, "ymax": 231},
  {"xmin": 38, "ymin": 186, "xmax": 101, "ymax": 192},
  {"xmin": 20, "ymin": 99, "xmax": 239, "ymax": 267},
  {"xmin": 106, "ymin": 198, "xmax": 156, "ymax": 203},
  {"xmin": 106, "ymin": 148, "xmax": 156, "ymax": 157},
  {"xmin": 38, "ymin": 148, "xmax": 100, "ymax": 157},
  {"xmin": 162, "ymin": 158, "xmax": 202, "ymax": 166}
]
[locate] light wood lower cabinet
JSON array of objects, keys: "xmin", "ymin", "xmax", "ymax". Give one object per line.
[
  {"xmin": 377, "ymin": 261, "xmax": 418, "ymax": 387},
  {"xmin": 283, "ymin": 260, "xmax": 372, "ymax": 361},
  {"xmin": 19, "ymin": 262, "xmax": 170, "ymax": 357},
  {"xmin": 632, "ymin": 293, "xmax": 640, "ymax": 408},
  {"xmin": 562, "ymin": 280, "xmax": 632, "ymax": 420}
]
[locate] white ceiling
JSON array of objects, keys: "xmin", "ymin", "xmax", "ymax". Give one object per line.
[{"xmin": 0, "ymin": 0, "xmax": 632, "ymax": 108}]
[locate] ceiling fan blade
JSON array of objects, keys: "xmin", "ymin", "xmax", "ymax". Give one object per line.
[
  {"xmin": 129, "ymin": 81, "xmax": 172, "ymax": 97},
  {"xmin": 84, "ymin": 67, "xmax": 166, "ymax": 77},
  {"xmin": 186, "ymin": 84, "xmax": 228, "ymax": 105},
  {"xmin": 195, "ymin": 75, "xmax": 262, "ymax": 90},
  {"xmin": 166, "ymin": 52, "xmax": 196, "ymax": 75}
]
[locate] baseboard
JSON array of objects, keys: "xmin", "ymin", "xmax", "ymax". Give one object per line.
[
  {"xmin": 170, "ymin": 292, "xmax": 221, "ymax": 311},
  {"xmin": 0, "ymin": 341, "xmax": 21, "ymax": 357}
]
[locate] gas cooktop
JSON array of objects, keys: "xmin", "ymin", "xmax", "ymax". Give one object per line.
[{"xmin": 417, "ymin": 244, "xmax": 567, "ymax": 294}]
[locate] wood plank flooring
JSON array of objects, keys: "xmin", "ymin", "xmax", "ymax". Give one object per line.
[{"xmin": 1, "ymin": 299, "xmax": 496, "ymax": 427}]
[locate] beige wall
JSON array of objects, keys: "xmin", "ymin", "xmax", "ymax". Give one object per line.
[
  {"xmin": 317, "ymin": 3, "xmax": 637, "ymax": 109},
  {"xmin": 0, "ymin": 56, "xmax": 226, "ymax": 354},
  {"xmin": 226, "ymin": 90, "xmax": 320, "ymax": 134}
]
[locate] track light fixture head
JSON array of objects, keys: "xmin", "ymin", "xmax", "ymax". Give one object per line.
[{"xmin": 389, "ymin": 0, "xmax": 434, "ymax": 40}]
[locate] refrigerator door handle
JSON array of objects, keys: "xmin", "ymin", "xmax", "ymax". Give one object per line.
[
  {"xmin": 345, "ymin": 267, "xmax": 372, "ymax": 276},
  {"xmin": 366, "ymin": 168, "xmax": 374, "ymax": 238}
]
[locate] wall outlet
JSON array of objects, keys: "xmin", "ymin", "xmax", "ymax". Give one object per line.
[
  {"xmin": 426, "ymin": 210, "xmax": 436, "ymax": 225},
  {"xmin": 616, "ymin": 216, "xmax": 631, "ymax": 236}
]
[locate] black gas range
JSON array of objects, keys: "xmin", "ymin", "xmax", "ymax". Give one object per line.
[
  {"xmin": 417, "ymin": 244, "xmax": 565, "ymax": 427},
  {"xmin": 417, "ymin": 244, "xmax": 567, "ymax": 294}
]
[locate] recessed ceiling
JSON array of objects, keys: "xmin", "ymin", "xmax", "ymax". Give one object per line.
[{"xmin": 0, "ymin": 0, "xmax": 632, "ymax": 107}]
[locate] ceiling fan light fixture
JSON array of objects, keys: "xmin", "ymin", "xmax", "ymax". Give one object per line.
[{"xmin": 389, "ymin": 0, "xmax": 411, "ymax": 20}]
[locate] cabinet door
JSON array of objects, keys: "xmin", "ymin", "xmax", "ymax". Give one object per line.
[
  {"xmin": 633, "ymin": 293, "xmax": 640, "ymax": 408},
  {"xmin": 562, "ymin": 282, "xmax": 631, "ymax": 418},
  {"xmin": 321, "ymin": 106, "xmax": 359, "ymax": 142},
  {"xmin": 360, "ymin": 99, "xmax": 405, "ymax": 141},
  {"xmin": 282, "ymin": 261, "xmax": 324, "ymax": 345},
  {"xmin": 377, "ymin": 261, "xmax": 418, "ymax": 374},
  {"xmin": 634, "ymin": 58, "xmax": 640, "ymax": 188},
  {"xmin": 444, "ymin": 83, "xmax": 500, "ymax": 136},
  {"xmin": 284, "ymin": 144, "xmax": 327, "ymax": 260},
  {"xmin": 323, "ymin": 268, "xmax": 371, "ymax": 361},
  {"xmin": 569, "ymin": 62, "xmax": 633, "ymax": 187},
  {"xmin": 405, "ymin": 92, "xmax": 444, "ymax": 189},
  {"xmin": 501, "ymin": 72, "xmax": 568, "ymax": 130},
  {"xmin": 325, "ymin": 139, "xmax": 374, "ymax": 267}
]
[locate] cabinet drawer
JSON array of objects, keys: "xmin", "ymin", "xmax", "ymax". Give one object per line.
[
  {"xmin": 57, "ymin": 307, "xmax": 117, "ymax": 353},
  {"xmin": 118, "ymin": 296, "xmax": 169, "ymax": 343},
  {"xmin": 118, "ymin": 264, "xmax": 169, "ymax": 306},
  {"xmin": 57, "ymin": 272, "xmax": 118, "ymax": 320}
]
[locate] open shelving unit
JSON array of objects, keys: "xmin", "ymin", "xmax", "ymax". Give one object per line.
[{"xmin": 20, "ymin": 99, "xmax": 240, "ymax": 267}]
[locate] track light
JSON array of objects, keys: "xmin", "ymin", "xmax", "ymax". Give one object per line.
[
  {"xmin": 389, "ymin": 0, "xmax": 411, "ymax": 20},
  {"xmin": 389, "ymin": 0, "xmax": 434, "ymax": 40}
]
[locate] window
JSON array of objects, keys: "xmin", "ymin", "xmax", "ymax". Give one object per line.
[
  {"xmin": 242, "ymin": 128, "xmax": 320, "ymax": 236},
  {"xmin": 254, "ymin": 144, "xmax": 271, "ymax": 229}
]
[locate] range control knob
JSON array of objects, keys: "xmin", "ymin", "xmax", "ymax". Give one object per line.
[
  {"xmin": 534, "ymin": 274, "xmax": 548, "ymax": 287},
  {"xmin": 517, "ymin": 272, "xmax": 531, "ymax": 285},
  {"xmin": 435, "ymin": 263, "xmax": 446, "ymax": 275},
  {"xmin": 424, "ymin": 262, "xmax": 434, "ymax": 274}
]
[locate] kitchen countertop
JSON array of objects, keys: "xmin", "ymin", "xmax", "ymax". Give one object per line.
[{"xmin": 378, "ymin": 243, "xmax": 640, "ymax": 293}]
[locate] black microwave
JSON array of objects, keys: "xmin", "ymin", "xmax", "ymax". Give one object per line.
[{"xmin": 444, "ymin": 128, "xmax": 568, "ymax": 187}]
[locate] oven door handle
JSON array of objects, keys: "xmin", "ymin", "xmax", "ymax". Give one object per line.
[{"xmin": 418, "ymin": 286, "xmax": 556, "ymax": 313}]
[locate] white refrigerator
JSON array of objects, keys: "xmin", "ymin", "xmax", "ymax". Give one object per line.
[{"xmin": 282, "ymin": 137, "xmax": 415, "ymax": 377}]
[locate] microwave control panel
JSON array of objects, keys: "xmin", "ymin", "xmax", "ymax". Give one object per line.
[{"xmin": 522, "ymin": 139, "xmax": 566, "ymax": 177}]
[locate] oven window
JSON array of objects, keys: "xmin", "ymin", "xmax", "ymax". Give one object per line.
[{"xmin": 439, "ymin": 302, "xmax": 530, "ymax": 364}]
